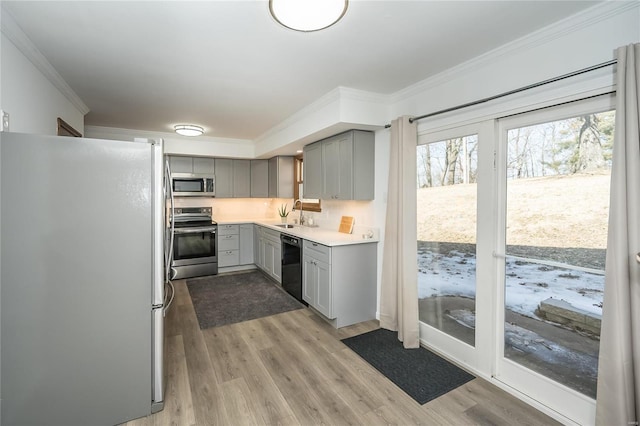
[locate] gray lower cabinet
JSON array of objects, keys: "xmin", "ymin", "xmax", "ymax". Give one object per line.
[
  {"xmin": 302, "ymin": 240, "xmax": 377, "ymax": 328},
  {"xmin": 218, "ymin": 224, "xmax": 240, "ymax": 267},
  {"xmin": 239, "ymin": 224, "xmax": 254, "ymax": 265},
  {"xmin": 303, "ymin": 251, "xmax": 332, "ymax": 317},
  {"xmin": 254, "ymin": 225, "xmax": 264, "ymax": 269},
  {"xmin": 219, "ymin": 224, "xmax": 255, "ymax": 268},
  {"xmin": 254, "ymin": 225, "xmax": 281, "ymax": 283},
  {"xmin": 250, "ymin": 160, "xmax": 269, "ymax": 197}
]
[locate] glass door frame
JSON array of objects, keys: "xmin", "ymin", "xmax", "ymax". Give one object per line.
[
  {"xmin": 493, "ymin": 95, "xmax": 615, "ymax": 426},
  {"xmin": 417, "ymin": 121, "xmax": 495, "ymax": 375}
]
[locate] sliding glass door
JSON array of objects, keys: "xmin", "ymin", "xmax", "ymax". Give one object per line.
[
  {"xmin": 416, "ymin": 95, "xmax": 615, "ymax": 425},
  {"xmin": 416, "ymin": 122, "xmax": 495, "ymax": 369},
  {"xmin": 495, "ymin": 97, "xmax": 614, "ymax": 424},
  {"xmin": 417, "ymin": 134, "xmax": 478, "ymax": 346}
]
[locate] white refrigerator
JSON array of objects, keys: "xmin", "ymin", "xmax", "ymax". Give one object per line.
[{"xmin": 1, "ymin": 133, "xmax": 166, "ymax": 425}]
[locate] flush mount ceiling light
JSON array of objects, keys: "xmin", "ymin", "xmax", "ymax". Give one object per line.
[
  {"xmin": 269, "ymin": 0, "xmax": 348, "ymax": 32},
  {"xmin": 174, "ymin": 125, "xmax": 204, "ymax": 137}
]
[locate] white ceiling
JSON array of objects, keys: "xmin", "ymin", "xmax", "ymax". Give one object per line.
[{"xmin": 3, "ymin": 0, "xmax": 601, "ymax": 141}]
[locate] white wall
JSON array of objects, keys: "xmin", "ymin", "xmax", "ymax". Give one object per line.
[
  {"xmin": 0, "ymin": 33, "xmax": 85, "ymax": 136},
  {"xmin": 391, "ymin": 2, "xmax": 640, "ymax": 132},
  {"xmin": 85, "ymin": 126, "xmax": 255, "ymax": 159}
]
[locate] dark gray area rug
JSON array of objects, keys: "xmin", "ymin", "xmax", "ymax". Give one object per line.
[
  {"xmin": 342, "ymin": 328, "xmax": 474, "ymax": 405},
  {"xmin": 186, "ymin": 271, "xmax": 304, "ymax": 329}
]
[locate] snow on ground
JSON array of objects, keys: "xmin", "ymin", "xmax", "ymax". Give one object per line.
[
  {"xmin": 418, "ymin": 250, "xmax": 604, "ymax": 318},
  {"xmin": 448, "ymin": 309, "xmax": 599, "ymax": 384}
]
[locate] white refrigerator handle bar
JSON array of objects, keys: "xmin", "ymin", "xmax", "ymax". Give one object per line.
[{"xmin": 164, "ymin": 159, "xmax": 176, "ymax": 315}]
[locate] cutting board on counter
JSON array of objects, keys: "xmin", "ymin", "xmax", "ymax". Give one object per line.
[{"xmin": 338, "ymin": 216, "xmax": 355, "ymax": 234}]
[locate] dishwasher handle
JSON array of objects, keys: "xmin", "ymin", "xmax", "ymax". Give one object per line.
[{"xmin": 281, "ymin": 234, "xmax": 301, "ymax": 247}]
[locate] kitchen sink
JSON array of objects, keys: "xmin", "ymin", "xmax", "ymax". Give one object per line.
[{"xmin": 275, "ymin": 224, "xmax": 295, "ymax": 228}]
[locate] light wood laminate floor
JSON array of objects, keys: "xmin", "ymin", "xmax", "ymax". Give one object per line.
[{"xmin": 123, "ymin": 279, "xmax": 560, "ymax": 426}]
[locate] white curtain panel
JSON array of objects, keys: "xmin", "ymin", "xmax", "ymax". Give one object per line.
[
  {"xmin": 379, "ymin": 116, "xmax": 419, "ymax": 349},
  {"xmin": 596, "ymin": 43, "xmax": 640, "ymax": 426}
]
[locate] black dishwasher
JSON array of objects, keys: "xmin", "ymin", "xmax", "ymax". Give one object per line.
[{"xmin": 281, "ymin": 234, "xmax": 307, "ymax": 305}]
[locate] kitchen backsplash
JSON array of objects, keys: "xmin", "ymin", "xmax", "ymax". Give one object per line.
[
  {"xmin": 172, "ymin": 197, "xmax": 378, "ymax": 237},
  {"xmin": 173, "ymin": 197, "xmax": 282, "ymax": 221},
  {"xmin": 301, "ymin": 199, "xmax": 374, "ymax": 229}
]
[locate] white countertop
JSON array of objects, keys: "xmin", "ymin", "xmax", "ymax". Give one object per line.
[{"xmin": 215, "ymin": 218, "xmax": 378, "ymax": 247}]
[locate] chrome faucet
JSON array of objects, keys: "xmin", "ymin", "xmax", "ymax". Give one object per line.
[{"xmin": 292, "ymin": 199, "xmax": 304, "ymax": 225}]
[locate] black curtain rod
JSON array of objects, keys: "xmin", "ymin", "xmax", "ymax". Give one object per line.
[{"xmin": 384, "ymin": 59, "xmax": 617, "ymax": 128}]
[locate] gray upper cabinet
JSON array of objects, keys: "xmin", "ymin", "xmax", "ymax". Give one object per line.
[
  {"xmin": 351, "ymin": 130, "xmax": 375, "ymax": 200},
  {"xmin": 215, "ymin": 159, "xmax": 254, "ymax": 198},
  {"xmin": 169, "ymin": 156, "xmax": 195, "ymax": 173},
  {"xmin": 306, "ymin": 130, "xmax": 374, "ymax": 201},
  {"xmin": 322, "ymin": 133, "xmax": 354, "ymax": 200},
  {"xmin": 232, "ymin": 160, "xmax": 251, "ymax": 198},
  {"xmin": 268, "ymin": 156, "xmax": 294, "ymax": 199},
  {"xmin": 170, "ymin": 155, "xmax": 295, "ymax": 199},
  {"xmin": 168, "ymin": 156, "xmax": 214, "ymax": 174},
  {"xmin": 192, "ymin": 157, "xmax": 215, "ymax": 174},
  {"xmin": 214, "ymin": 158, "xmax": 234, "ymax": 198},
  {"xmin": 250, "ymin": 160, "xmax": 269, "ymax": 198},
  {"xmin": 303, "ymin": 142, "xmax": 322, "ymax": 199}
]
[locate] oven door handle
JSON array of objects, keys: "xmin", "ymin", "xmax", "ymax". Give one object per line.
[{"xmin": 173, "ymin": 227, "xmax": 217, "ymax": 235}]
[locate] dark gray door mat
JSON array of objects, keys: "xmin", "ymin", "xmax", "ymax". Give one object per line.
[
  {"xmin": 342, "ymin": 328, "xmax": 474, "ymax": 405},
  {"xmin": 186, "ymin": 271, "xmax": 304, "ymax": 329}
]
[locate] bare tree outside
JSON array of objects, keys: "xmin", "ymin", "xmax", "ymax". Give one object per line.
[{"xmin": 416, "ymin": 134, "xmax": 478, "ymax": 188}]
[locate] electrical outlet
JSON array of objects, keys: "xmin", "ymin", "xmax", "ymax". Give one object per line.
[{"xmin": 1, "ymin": 110, "xmax": 9, "ymax": 132}]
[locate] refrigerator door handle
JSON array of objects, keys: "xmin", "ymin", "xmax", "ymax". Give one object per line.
[
  {"xmin": 147, "ymin": 139, "xmax": 166, "ymax": 308},
  {"xmin": 164, "ymin": 280, "xmax": 175, "ymax": 316},
  {"xmin": 165, "ymin": 159, "xmax": 175, "ymax": 286}
]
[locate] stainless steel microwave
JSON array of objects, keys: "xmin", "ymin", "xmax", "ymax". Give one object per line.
[{"xmin": 170, "ymin": 173, "xmax": 215, "ymax": 197}]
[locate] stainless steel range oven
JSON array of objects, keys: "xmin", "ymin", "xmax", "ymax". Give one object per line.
[{"xmin": 169, "ymin": 207, "xmax": 218, "ymax": 280}]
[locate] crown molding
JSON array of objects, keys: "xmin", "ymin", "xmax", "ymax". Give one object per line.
[
  {"xmin": 390, "ymin": 1, "xmax": 637, "ymax": 104},
  {"xmin": 338, "ymin": 86, "xmax": 390, "ymax": 104},
  {"xmin": 84, "ymin": 125, "xmax": 254, "ymax": 145},
  {"xmin": 1, "ymin": 6, "xmax": 90, "ymax": 115}
]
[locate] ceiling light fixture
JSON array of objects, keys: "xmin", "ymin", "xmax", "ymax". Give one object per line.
[
  {"xmin": 174, "ymin": 124, "xmax": 204, "ymax": 137},
  {"xmin": 269, "ymin": 0, "xmax": 348, "ymax": 32}
]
